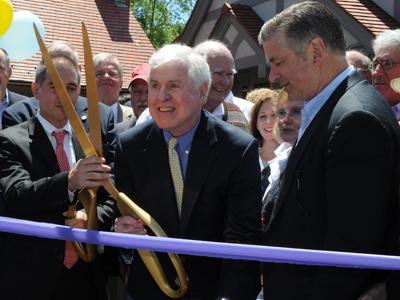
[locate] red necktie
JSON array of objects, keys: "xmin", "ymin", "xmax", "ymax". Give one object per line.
[{"xmin": 52, "ymin": 130, "xmax": 79, "ymax": 269}]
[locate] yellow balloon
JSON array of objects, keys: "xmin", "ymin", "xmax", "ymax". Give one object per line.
[{"xmin": 0, "ymin": 0, "xmax": 13, "ymax": 36}]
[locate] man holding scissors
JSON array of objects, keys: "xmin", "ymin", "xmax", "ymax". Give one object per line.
[{"xmin": 0, "ymin": 55, "xmax": 116, "ymax": 300}]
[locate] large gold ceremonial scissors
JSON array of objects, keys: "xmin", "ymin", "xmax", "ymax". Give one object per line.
[{"xmin": 34, "ymin": 23, "xmax": 188, "ymax": 299}]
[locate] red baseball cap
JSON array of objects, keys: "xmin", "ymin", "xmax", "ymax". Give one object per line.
[{"xmin": 129, "ymin": 63, "xmax": 150, "ymax": 87}]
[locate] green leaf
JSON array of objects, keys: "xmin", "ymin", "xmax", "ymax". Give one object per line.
[{"xmin": 131, "ymin": 0, "xmax": 196, "ymax": 48}]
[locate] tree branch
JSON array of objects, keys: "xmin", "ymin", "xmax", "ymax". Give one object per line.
[{"xmin": 149, "ymin": 0, "xmax": 157, "ymax": 40}]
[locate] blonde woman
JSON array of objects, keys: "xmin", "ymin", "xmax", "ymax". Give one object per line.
[{"xmin": 248, "ymin": 88, "xmax": 280, "ymax": 194}]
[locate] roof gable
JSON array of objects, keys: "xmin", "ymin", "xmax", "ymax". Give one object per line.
[
  {"xmin": 217, "ymin": 3, "xmax": 264, "ymax": 45},
  {"xmin": 335, "ymin": 0, "xmax": 400, "ymax": 35}
]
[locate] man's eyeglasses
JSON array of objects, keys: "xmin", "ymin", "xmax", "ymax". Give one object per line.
[
  {"xmin": 275, "ymin": 108, "xmax": 302, "ymax": 120},
  {"xmin": 211, "ymin": 69, "xmax": 237, "ymax": 78},
  {"xmin": 370, "ymin": 60, "xmax": 400, "ymax": 71},
  {"xmin": 355, "ymin": 67, "xmax": 370, "ymax": 73},
  {"xmin": 95, "ymin": 69, "xmax": 120, "ymax": 79}
]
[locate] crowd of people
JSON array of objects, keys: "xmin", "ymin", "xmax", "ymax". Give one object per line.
[{"xmin": 0, "ymin": 1, "xmax": 400, "ymax": 299}]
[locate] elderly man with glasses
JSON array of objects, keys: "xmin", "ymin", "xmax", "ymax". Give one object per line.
[
  {"xmin": 93, "ymin": 53, "xmax": 134, "ymax": 125},
  {"xmin": 371, "ymin": 29, "xmax": 400, "ymax": 120}
]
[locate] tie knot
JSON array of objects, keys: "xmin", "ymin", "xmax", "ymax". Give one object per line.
[
  {"xmin": 168, "ymin": 137, "xmax": 178, "ymax": 150},
  {"xmin": 52, "ymin": 130, "xmax": 67, "ymax": 146},
  {"xmin": 262, "ymin": 165, "xmax": 271, "ymax": 177}
]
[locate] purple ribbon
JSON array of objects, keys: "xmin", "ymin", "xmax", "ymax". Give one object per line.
[{"xmin": 0, "ymin": 216, "xmax": 399, "ymax": 270}]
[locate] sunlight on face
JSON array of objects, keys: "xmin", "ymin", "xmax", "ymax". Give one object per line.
[{"xmin": 148, "ymin": 61, "xmax": 206, "ymax": 137}]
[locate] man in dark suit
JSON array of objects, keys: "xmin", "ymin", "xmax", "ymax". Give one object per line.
[
  {"xmin": 0, "ymin": 48, "xmax": 27, "ymax": 129},
  {"xmin": 114, "ymin": 44, "xmax": 261, "ymax": 299},
  {"xmin": 0, "ymin": 55, "xmax": 116, "ymax": 299},
  {"xmin": 2, "ymin": 95, "xmax": 116, "ymax": 133},
  {"xmin": 258, "ymin": 2, "xmax": 400, "ymax": 300},
  {"xmin": 93, "ymin": 52, "xmax": 134, "ymax": 125}
]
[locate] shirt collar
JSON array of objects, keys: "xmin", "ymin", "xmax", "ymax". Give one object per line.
[
  {"xmin": 36, "ymin": 110, "xmax": 73, "ymax": 136},
  {"xmin": 225, "ymin": 91, "xmax": 234, "ymax": 103},
  {"xmin": 298, "ymin": 65, "xmax": 355, "ymax": 140},
  {"xmin": 274, "ymin": 142, "xmax": 292, "ymax": 157},
  {"xmin": 163, "ymin": 117, "xmax": 200, "ymax": 149},
  {"xmin": 209, "ymin": 91, "xmax": 234, "ymax": 119},
  {"xmin": 212, "ymin": 103, "xmax": 224, "ymax": 119}
]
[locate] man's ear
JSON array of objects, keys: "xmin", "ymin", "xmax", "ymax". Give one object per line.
[
  {"xmin": 78, "ymin": 63, "xmax": 84, "ymax": 72},
  {"xmin": 308, "ymin": 36, "xmax": 325, "ymax": 64},
  {"xmin": 199, "ymin": 83, "xmax": 209, "ymax": 105},
  {"xmin": 31, "ymin": 82, "xmax": 40, "ymax": 97}
]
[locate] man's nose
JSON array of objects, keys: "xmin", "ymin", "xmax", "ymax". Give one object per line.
[
  {"xmin": 103, "ymin": 72, "xmax": 112, "ymax": 79},
  {"xmin": 268, "ymin": 67, "xmax": 280, "ymax": 86},
  {"xmin": 371, "ymin": 63, "xmax": 385, "ymax": 75},
  {"xmin": 282, "ymin": 114, "xmax": 292, "ymax": 124},
  {"xmin": 140, "ymin": 91, "xmax": 148, "ymax": 101},
  {"xmin": 159, "ymin": 87, "xmax": 170, "ymax": 102},
  {"xmin": 218, "ymin": 74, "xmax": 230, "ymax": 86},
  {"xmin": 371, "ymin": 69, "xmax": 384, "ymax": 84}
]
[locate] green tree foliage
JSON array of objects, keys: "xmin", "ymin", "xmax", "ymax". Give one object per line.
[{"xmin": 131, "ymin": 0, "xmax": 196, "ymax": 48}]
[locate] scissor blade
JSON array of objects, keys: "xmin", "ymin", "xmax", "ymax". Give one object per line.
[
  {"xmin": 82, "ymin": 22, "xmax": 103, "ymax": 157},
  {"xmin": 33, "ymin": 23, "xmax": 97, "ymax": 158}
]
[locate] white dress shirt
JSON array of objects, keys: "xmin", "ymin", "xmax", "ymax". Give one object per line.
[{"xmin": 262, "ymin": 142, "xmax": 293, "ymax": 203}]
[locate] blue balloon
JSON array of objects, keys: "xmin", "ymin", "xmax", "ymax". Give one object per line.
[{"xmin": 0, "ymin": 10, "xmax": 45, "ymax": 61}]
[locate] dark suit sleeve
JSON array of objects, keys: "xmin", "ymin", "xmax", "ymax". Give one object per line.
[
  {"xmin": 218, "ymin": 138, "xmax": 262, "ymax": 299},
  {"xmin": 96, "ymin": 107, "xmax": 118, "ymax": 231},
  {"xmin": 0, "ymin": 133, "xmax": 70, "ymax": 217},
  {"xmin": 309, "ymin": 110, "xmax": 397, "ymax": 298},
  {"xmin": 2, "ymin": 99, "xmax": 37, "ymax": 129}
]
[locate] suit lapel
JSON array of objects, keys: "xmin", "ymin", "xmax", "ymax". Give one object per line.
[
  {"xmin": 141, "ymin": 124, "xmax": 181, "ymax": 233},
  {"xmin": 72, "ymin": 135, "xmax": 85, "ymax": 160},
  {"xmin": 29, "ymin": 118, "xmax": 60, "ymax": 175},
  {"xmin": 180, "ymin": 112, "xmax": 218, "ymax": 233},
  {"xmin": 269, "ymin": 73, "xmax": 362, "ymax": 226},
  {"xmin": 71, "ymin": 97, "xmax": 90, "ymax": 160},
  {"xmin": 8, "ymin": 92, "xmax": 17, "ymax": 105},
  {"xmin": 74, "ymin": 96, "xmax": 90, "ymax": 132},
  {"xmin": 117, "ymin": 104, "xmax": 123, "ymax": 123}
]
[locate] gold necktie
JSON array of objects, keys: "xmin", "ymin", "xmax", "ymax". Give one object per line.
[{"xmin": 168, "ymin": 137, "xmax": 184, "ymax": 216}]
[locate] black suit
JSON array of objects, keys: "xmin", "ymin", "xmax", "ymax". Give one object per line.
[
  {"xmin": 115, "ymin": 111, "xmax": 262, "ymax": 300},
  {"xmin": 0, "ymin": 114, "xmax": 118, "ymax": 299},
  {"xmin": 2, "ymin": 96, "xmax": 38, "ymax": 127},
  {"xmin": 262, "ymin": 73, "xmax": 400, "ymax": 299},
  {"xmin": 0, "ymin": 90, "xmax": 26, "ymax": 130}
]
